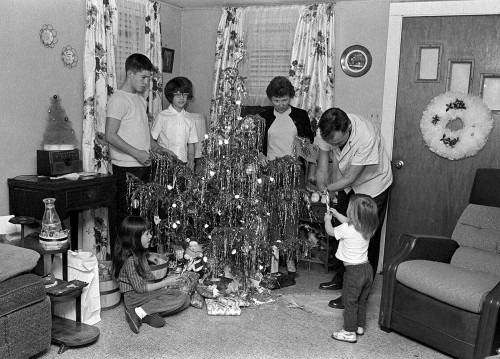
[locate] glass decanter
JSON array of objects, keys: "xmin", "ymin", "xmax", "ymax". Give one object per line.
[{"xmin": 40, "ymin": 198, "xmax": 65, "ymax": 239}]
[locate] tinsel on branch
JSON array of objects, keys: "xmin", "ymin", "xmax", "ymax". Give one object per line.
[{"xmin": 127, "ymin": 38, "xmax": 313, "ymax": 287}]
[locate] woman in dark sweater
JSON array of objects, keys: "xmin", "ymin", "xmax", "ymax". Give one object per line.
[
  {"xmin": 258, "ymin": 76, "xmax": 314, "ymax": 165},
  {"xmin": 258, "ymin": 76, "xmax": 314, "ymax": 276}
]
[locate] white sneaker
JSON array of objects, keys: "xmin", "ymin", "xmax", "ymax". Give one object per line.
[
  {"xmin": 356, "ymin": 327, "xmax": 364, "ymax": 336},
  {"xmin": 332, "ymin": 329, "xmax": 357, "ymax": 343}
]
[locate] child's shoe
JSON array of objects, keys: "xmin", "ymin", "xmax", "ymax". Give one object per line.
[
  {"xmin": 125, "ymin": 308, "xmax": 142, "ymax": 334},
  {"xmin": 356, "ymin": 327, "xmax": 364, "ymax": 336},
  {"xmin": 143, "ymin": 313, "xmax": 166, "ymax": 328},
  {"xmin": 332, "ymin": 329, "xmax": 357, "ymax": 343}
]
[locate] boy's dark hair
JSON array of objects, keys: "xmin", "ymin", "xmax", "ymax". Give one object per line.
[
  {"xmin": 318, "ymin": 108, "xmax": 351, "ymax": 140},
  {"xmin": 164, "ymin": 77, "xmax": 193, "ymax": 103},
  {"xmin": 266, "ymin": 76, "xmax": 296, "ymax": 99},
  {"xmin": 125, "ymin": 53, "xmax": 153, "ymax": 74}
]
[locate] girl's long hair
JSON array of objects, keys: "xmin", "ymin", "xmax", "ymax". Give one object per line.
[
  {"xmin": 112, "ymin": 216, "xmax": 151, "ymax": 280},
  {"xmin": 347, "ymin": 194, "xmax": 379, "ymax": 240}
]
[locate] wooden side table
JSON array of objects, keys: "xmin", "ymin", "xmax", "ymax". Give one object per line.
[
  {"xmin": 21, "ymin": 234, "xmax": 100, "ymax": 354},
  {"xmin": 8, "ymin": 174, "xmax": 117, "ymax": 251}
]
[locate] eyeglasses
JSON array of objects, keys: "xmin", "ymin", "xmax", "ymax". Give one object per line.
[{"xmin": 173, "ymin": 92, "xmax": 190, "ymax": 99}]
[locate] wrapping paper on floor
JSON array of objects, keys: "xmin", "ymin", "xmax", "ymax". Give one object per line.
[{"xmin": 206, "ymin": 297, "xmax": 241, "ymax": 316}]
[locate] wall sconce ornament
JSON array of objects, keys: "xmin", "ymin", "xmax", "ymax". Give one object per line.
[
  {"xmin": 61, "ymin": 45, "xmax": 78, "ymax": 69},
  {"xmin": 40, "ymin": 24, "xmax": 58, "ymax": 48}
]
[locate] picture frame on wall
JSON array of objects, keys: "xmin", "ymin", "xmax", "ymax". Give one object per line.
[{"xmin": 162, "ymin": 48, "xmax": 174, "ymax": 73}]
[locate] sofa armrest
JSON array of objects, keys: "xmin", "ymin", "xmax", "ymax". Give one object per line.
[
  {"xmin": 379, "ymin": 234, "xmax": 459, "ymax": 329},
  {"xmin": 476, "ymin": 280, "xmax": 500, "ymax": 358},
  {"xmin": 400, "ymin": 234, "xmax": 459, "ymax": 262}
]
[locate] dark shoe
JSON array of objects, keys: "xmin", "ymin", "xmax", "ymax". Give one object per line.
[
  {"xmin": 328, "ymin": 296, "xmax": 345, "ymax": 309},
  {"xmin": 319, "ymin": 280, "xmax": 342, "ymax": 290},
  {"xmin": 125, "ymin": 308, "xmax": 142, "ymax": 334},
  {"xmin": 143, "ymin": 313, "xmax": 166, "ymax": 328}
]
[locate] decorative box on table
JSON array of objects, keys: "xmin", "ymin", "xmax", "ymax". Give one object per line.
[{"xmin": 37, "ymin": 149, "xmax": 82, "ymax": 176}]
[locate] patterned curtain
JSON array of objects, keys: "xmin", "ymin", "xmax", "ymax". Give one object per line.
[
  {"xmin": 210, "ymin": 7, "xmax": 244, "ymax": 123},
  {"xmin": 289, "ymin": 3, "xmax": 335, "ymax": 133},
  {"xmin": 81, "ymin": 0, "xmax": 118, "ymax": 258},
  {"xmin": 144, "ymin": 1, "xmax": 163, "ymax": 120}
]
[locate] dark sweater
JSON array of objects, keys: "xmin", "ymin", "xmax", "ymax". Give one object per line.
[{"xmin": 259, "ymin": 106, "xmax": 314, "ymax": 156}]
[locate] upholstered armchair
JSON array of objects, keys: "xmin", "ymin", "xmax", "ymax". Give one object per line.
[{"xmin": 379, "ymin": 168, "xmax": 500, "ymax": 359}]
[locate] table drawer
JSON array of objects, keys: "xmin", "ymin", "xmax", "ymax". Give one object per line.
[{"xmin": 66, "ymin": 185, "xmax": 110, "ymax": 208}]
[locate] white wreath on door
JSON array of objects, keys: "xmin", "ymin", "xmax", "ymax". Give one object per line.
[{"xmin": 420, "ymin": 92, "xmax": 494, "ymax": 160}]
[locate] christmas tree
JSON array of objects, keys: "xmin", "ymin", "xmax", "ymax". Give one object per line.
[
  {"xmin": 41, "ymin": 94, "xmax": 78, "ymax": 150},
  {"xmin": 128, "ymin": 39, "xmax": 311, "ymax": 291}
]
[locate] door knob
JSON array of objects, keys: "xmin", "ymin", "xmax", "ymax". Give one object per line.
[{"xmin": 394, "ymin": 160, "xmax": 404, "ymax": 169}]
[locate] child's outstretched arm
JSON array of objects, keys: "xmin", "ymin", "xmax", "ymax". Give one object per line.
[
  {"xmin": 324, "ymin": 211, "xmax": 336, "ymax": 237},
  {"xmin": 329, "ymin": 208, "xmax": 349, "ymax": 224}
]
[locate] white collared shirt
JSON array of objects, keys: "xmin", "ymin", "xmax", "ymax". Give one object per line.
[
  {"xmin": 315, "ymin": 113, "xmax": 392, "ymax": 197},
  {"xmin": 151, "ymin": 105, "xmax": 199, "ymax": 163}
]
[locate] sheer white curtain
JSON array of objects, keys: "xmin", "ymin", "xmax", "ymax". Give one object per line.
[
  {"xmin": 115, "ymin": 0, "xmax": 146, "ymax": 86},
  {"xmin": 239, "ymin": 6, "xmax": 301, "ymax": 106}
]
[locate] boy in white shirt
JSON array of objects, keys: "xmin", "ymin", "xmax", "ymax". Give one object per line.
[
  {"xmin": 151, "ymin": 77, "xmax": 198, "ymax": 169},
  {"xmin": 324, "ymin": 194, "xmax": 379, "ymax": 343}
]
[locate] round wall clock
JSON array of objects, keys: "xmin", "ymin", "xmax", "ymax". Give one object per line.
[{"xmin": 340, "ymin": 45, "xmax": 372, "ymax": 77}]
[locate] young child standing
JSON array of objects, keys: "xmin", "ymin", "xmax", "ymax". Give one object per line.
[
  {"xmin": 112, "ymin": 216, "xmax": 190, "ymax": 334},
  {"xmin": 151, "ymin": 77, "xmax": 199, "ymax": 169},
  {"xmin": 323, "ymin": 194, "xmax": 379, "ymax": 343}
]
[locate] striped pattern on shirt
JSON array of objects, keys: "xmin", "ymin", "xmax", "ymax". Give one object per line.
[{"xmin": 117, "ymin": 256, "xmax": 156, "ymax": 294}]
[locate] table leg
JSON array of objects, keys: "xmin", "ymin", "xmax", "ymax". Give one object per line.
[
  {"xmin": 76, "ymin": 296, "xmax": 81, "ymax": 322},
  {"xmin": 70, "ymin": 212, "xmax": 78, "ymax": 251},
  {"xmin": 62, "ymin": 251, "xmax": 68, "ymax": 281},
  {"xmin": 325, "ymin": 235, "xmax": 330, "ymax": 274},
  {"xmin": 108, "ymin": 204, "xmax": 117, "ymax": 249}
]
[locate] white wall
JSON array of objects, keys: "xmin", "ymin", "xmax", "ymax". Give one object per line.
[
  {"xmin": 160, "ymin": 3, "xmax": 183, "ymax": 108},
  {"xmin": 0, "ymin": 0, "xmax": 85, "ymax": 215}
]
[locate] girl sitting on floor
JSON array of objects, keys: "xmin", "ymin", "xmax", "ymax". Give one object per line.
[{"xmin": 112, "ymin": 216, "xmax": 190, "ymax": 334}]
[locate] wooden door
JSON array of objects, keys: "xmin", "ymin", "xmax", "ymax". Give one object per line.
[{"xmin": 383, "ymin": 15, "xmax": 500, "ymax": 263}]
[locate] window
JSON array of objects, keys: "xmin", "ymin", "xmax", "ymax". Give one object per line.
[
  {"xmin": 239, "ymin": 6, "xmax": 301, "ymax": 106},
  {"xmin": 480, "ymin": 73, "xmax": 500, "ymax": 113},
  {"xmin": 446, "ymin": 59, "xmax": 473, "ymax": 94},
  {"xmin": 115, "ymin": 0, "xmax": 146, "ymax": 86},
  {"xmin": 415, "ymin": 44, "xmax": 442, "ymax": 82}
]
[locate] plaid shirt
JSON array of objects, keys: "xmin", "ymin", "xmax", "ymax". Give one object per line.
[{"xmin": 117, "ymin": 256, "xmax": 156, "ymax": 294}]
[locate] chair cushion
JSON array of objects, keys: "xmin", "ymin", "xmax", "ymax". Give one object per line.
[
  {"xmin": 0, "ymin": 274, "xmax": 47, "ymax": 317},
  {"xmin": 451, "ymin": 247, "xmax": 500, "ymax": 278},
  {"xmin": 452, "ymin": 204, "xmax": 500, "ymax": 252},
  {"xmin": 397, "ymin": 260, "xmax": 499, "ymax": 313},
  {"xmin": 0, "ymin": 243, "xmax": 40, "ymax": 282}
]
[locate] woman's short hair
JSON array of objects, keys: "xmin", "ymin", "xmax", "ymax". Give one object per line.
[
  {"xmin": 318, "ymin": 108, "xmax": 351, "ymax": 140},
  {"xmin": 164, "ymin": 77, "xmax": 193, "ymax": 103},
  {"xmin": 266, "ymin": 76, "xmax": 295, "ymax": 99},
  {"xmin": 347, "ymin": 194, "xmax": 379, "ymax": 240}
]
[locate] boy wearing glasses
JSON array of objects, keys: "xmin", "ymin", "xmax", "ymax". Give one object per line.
[{"xmin": 151, "ymin": 77, "xmax": 198, "ymax": 169}]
